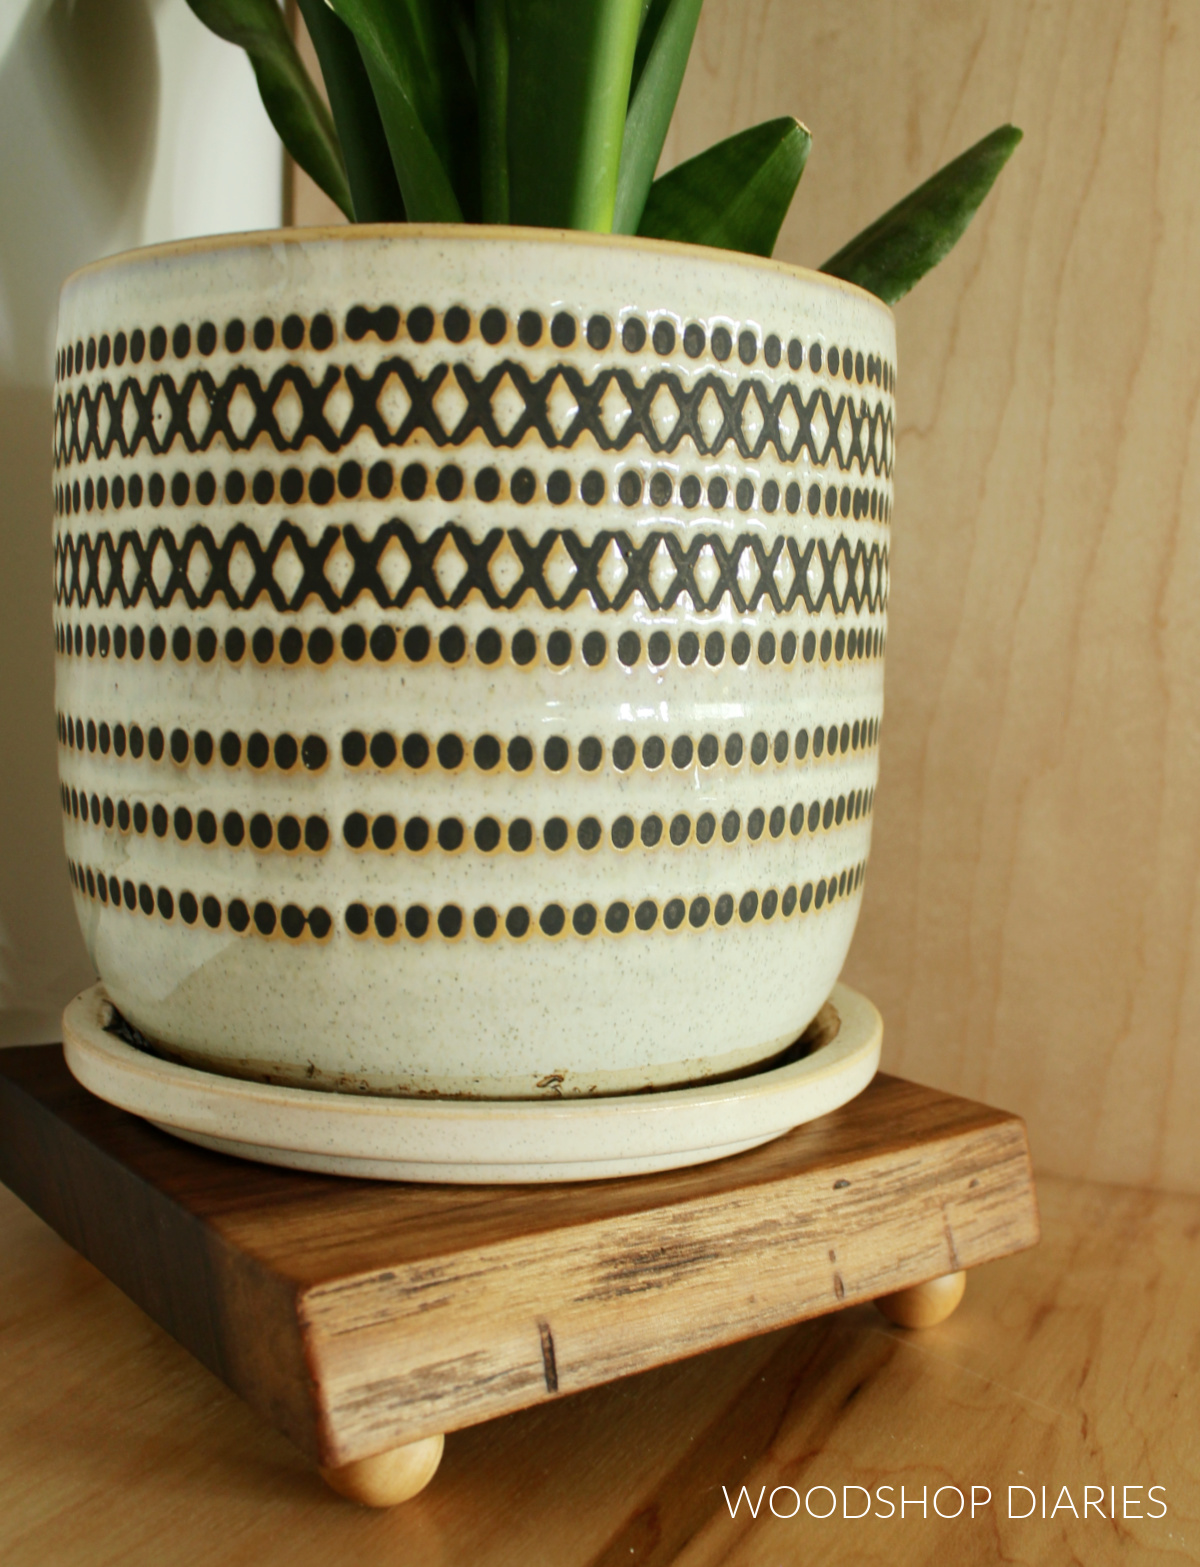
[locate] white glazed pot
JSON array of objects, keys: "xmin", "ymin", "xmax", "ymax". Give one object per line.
[{"xmin": 54, "ymin": 226, "xmax": 893, "ymax": 1098}]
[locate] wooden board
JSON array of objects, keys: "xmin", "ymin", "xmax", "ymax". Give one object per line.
[
  {"xmin": 2, "ymin": 1171, "xmax": 1194, "ymax": 1565},
  {"xmin": 0, "ymin": 1046, "xmax": 1037, "ymax": 1469}
]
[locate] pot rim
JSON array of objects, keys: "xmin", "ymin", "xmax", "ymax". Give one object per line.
[{"xmin": 61, "ymin": 221, "xmax": 894, "ymax": 324}]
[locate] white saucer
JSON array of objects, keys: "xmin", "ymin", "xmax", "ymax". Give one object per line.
[{"xmin": 61, "ymin": 983, "xmax": 881, "ymax": 1184}]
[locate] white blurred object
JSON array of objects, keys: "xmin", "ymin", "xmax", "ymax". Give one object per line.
[
  {"xmin": 142, "ymin": 1, "xmax": 282, "ymax": 246},
  {"xmin": 0, "ymin": 0, "xmax": 53, "ymax": 75},
  {"xmin": 0, "ymin": 0, "xmax": 281, "ymax": 385},
  {"xmin": 0, "ymin": 0, "xmax": 281, "ymax": 1046}
]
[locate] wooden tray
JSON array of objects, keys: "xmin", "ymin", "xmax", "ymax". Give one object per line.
[{"xmin": 0, "ymin": 1045, "xmax": 1038, "ymax": 1506}]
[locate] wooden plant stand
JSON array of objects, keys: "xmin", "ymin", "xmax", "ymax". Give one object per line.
[{"xmin": 0, "ymin": 1045, "xmax": 1038, "ymax": 1507}]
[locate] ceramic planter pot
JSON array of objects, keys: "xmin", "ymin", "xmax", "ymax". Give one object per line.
[{"xmin": 54, "ymin": 226, "xmax": 893, "ymax": 1099}]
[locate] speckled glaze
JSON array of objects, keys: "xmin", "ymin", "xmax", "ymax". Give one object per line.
[
  {"xmin": 54, "ymin": 226, "xmax": 893, "ymax": 1099},
  {"xmin": 62, "ymin": 982, "xmax": 883, "ymax": 1181}
]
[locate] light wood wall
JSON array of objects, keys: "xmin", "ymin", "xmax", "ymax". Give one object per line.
[
  {"xmin": 666, "ymin": 0, "xmax": 1200, "ymax": 1194},
  {"xmin": 292, "ymin": 1, "xmax": 1200, "ymax": 1194}
]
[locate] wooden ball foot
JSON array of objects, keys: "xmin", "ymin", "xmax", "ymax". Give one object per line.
[
  {"xmin": 320, "ymin": 1433, "xmax": 445, "ymax": 1507},
  {"xmin": 875, "ymin": 1269, "xmax": 967, "ymax": 1328}
]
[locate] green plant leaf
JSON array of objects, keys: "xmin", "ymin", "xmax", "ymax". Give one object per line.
[
  {"xmin": 637, "ymin": 116, "xmax": 811, "ymax": 256},
  {"xmin": 476, "ymin": 0, "xmax": 509, "ymax": 223},
  {"xmin": 451, "ymin": 0, "xmax": 478, "ymax": 84},
  {"xmin": 820, "ymin": 124, "xmax": 1023, "ymax": 304},
  {"xmin": 630, "ymin": 0, "xmax": 673, "ymax": 94},
  {"xmin": 504, "ymin": 0, "xmax": 643, "ymax": 232},
  {"xmin": 612, "ymin": 0, "xmax": 704, "ymax": 235},
  {"xmin": 325, "ymin": 0, "xmax": 479, "ymax": 223},
  {"xmin": 294, "ymin": 0, "xmax": 403, "ymax": 222},
  {"xmin": 184, "ymin": 0, "xmax": 352, "ymax": 217}
]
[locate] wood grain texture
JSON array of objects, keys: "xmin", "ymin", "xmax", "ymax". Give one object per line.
[
  {"xmin": 0, "ymin": 1170, "xmax": 1192, "ymax": 1565},
  {"xmin": 662, "ymin": 0, "xmax": 1200, "ymax": 1194},
  {"xmin": 0, "ymin": 1047, "xmax": 1036, "ymax": 1466}
]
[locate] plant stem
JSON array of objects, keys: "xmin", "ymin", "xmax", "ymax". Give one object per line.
[{"xmin": 506, "ymin": 0, "xmax": 643, "ymax": 232}]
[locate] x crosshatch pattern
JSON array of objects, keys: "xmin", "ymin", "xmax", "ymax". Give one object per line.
[
  {"xmin": 53, "ymin": 353, "xmax": 895, "ymax": 471},
  {"xmin": 53, "ymin": 520, "xmax": 889, "ymax": 617},
  {"xmin": 53, "ymin": 303, "xmax": 893, "ymax": 623}
]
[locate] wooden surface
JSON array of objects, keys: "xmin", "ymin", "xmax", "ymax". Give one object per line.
[
  {"xmin": 0, "ymin": 1048, "xmax": 1036, "ymax": 1466},
  {"xmin": 1, "ymin": 1170, "xmax": 1193, "ymax": 1564},
  {"xmin": 287, "ymin": 1, "xmax": 1200, "ymax": 1196}
]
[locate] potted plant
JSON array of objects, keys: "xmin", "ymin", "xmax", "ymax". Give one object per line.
[{"xmin": 54, "ymin": 0, "xmax": 1018, "ymax": 1109}]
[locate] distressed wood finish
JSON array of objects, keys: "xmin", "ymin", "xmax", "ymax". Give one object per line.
[{"xmin": 0, "ymin": 1046, "xmax": 1036, "ymax": 1467}]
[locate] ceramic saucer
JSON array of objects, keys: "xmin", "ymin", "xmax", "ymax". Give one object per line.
[{"xmin": 62, "ymin": 982, "xmax": 881, "ymax": 1183}]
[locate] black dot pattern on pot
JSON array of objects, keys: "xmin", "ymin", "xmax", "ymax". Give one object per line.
[
  {"xmin": 66, "ymin": 857, "xmax": 334, "ymax": 942},
  {"xmin": 335, "ymin": 722, "xmax": 877, "ymax": 776},
  {"xmin": 62, "ymin": 788, "xmax": 331, "ymax": 854},
  {"xmin": 56, "ymin": 711, "xmax": 334, "ymax": 772},
  {"xmin": 335, "ymin": 785, "xmax": 874, "ymax": 857},
  {"xmin": 58, "ymin": 712, "xmax": 882, "ymax": 777},
  {"xmin": 54, "ymin": 459, "xmax": 891, "ymax": 526},
  {"xmin": 57, "ymin": 306, "xmax": 893, "ymax": 395},
  {"xmin": 336, "ymin": 863, "xmax": 865, "ymax": 943},
  {"xmin": 55, "ymin": 617, "xmax": 888, "ymax": 674}
]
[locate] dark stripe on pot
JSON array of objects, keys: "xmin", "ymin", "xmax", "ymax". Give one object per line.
[
  {"xmin": 52, "ymin": 521, "xmax": 890, "ymax": 619},
  {"xmin": 53, "ymin": 615, "xmax": 888, "ymax": 671},
  {"xmin": 56, "ymin": 709, "xmax": 883, "ymax": 780}
]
